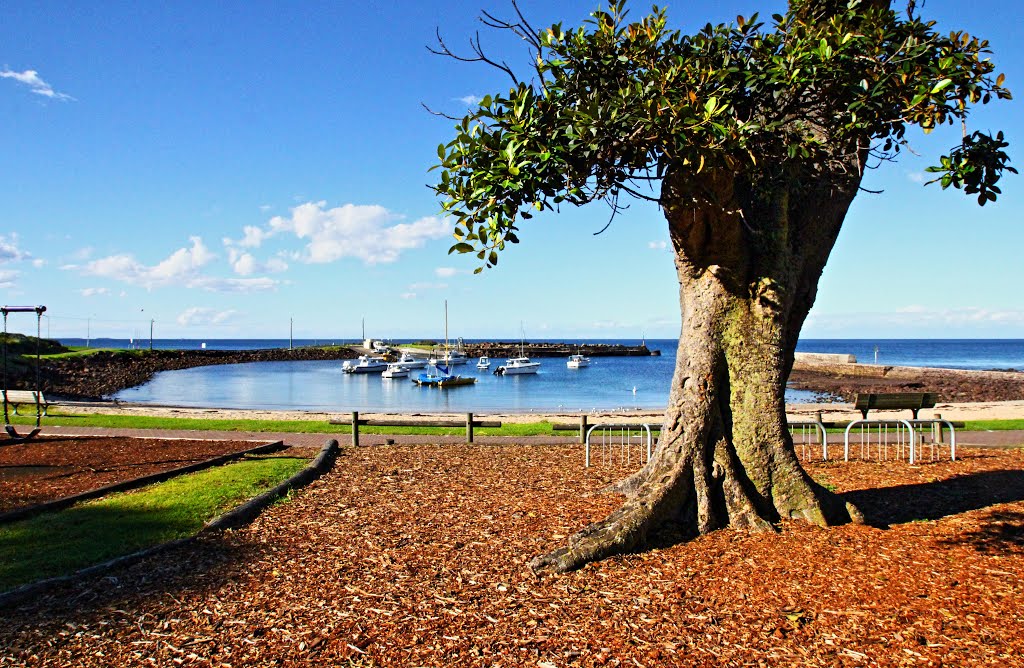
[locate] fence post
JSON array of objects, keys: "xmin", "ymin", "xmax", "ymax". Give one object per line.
[
  {"xmin": 466, "ymin": 412, "xmax": 474, "ymax": 444},
  {"xmin": 579, "ymin": 414, "xmax": 588, "ymax": 445},
  {"xmin": 933, "ymin": 412, "xmax": 944, "ymax": 444},
  {"xmin": 352, "ymin": 411, "xmax": 360, "ymax": 448},
  {"xmin": 814, "ymin": 410, "xmax": 824, "ymax": 447}
]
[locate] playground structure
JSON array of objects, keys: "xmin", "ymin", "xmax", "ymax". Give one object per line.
[{"xmin": 2, "ymin": 305, "xmax": 47, "ymax": 442}]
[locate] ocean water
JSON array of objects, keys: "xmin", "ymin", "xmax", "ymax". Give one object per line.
[{"xmin": 93, "ymin": 338, "xmax": 1024, "ymax": 413}]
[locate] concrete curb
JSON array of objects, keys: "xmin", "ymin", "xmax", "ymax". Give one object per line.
[
  {"xmin": 0, "ymin": 439, "xmax": 341, "ymax": 610},
  {"xmin": 0, "ymin": 440, "xmax": 287, "ymax": 525}
]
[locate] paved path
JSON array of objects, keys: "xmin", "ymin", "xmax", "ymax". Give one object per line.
[{"xmin": 31, "ymin": 425, "xmax": 1024, "ymax": 449}]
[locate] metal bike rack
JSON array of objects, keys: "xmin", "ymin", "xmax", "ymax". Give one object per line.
[
  {"xmin": 585, "ymin": 423, "xmax": 653, "ymax": 468},
  {"xmin": 786, "ymin": 420, "xmax": 829, "ymax": 461},
  {"xmin": 844, "ymin": 419, "xmax": 917, "ymax": 463}
]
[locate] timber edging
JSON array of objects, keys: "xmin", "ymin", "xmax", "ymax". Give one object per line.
[
  {"xmin": 0, "ymin": 440, "xmax": 287, "ymax": 525},
  {"xmin": 0, "ymin": 439, "xmax": 340, "ymax": 609}
]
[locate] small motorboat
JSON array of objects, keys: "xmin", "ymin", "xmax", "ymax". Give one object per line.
[
  {"xmin": 567, "ymin": 353, "xmax": 591, "ymax": 369},
  {"xmin": 396, "ymin": 352, "xmax": 428, "ymax": 369},
  {"xmin": 476, "ymin": 356, "xmax": 491, "ymax": 369},
  {"xmin": 494, "ymin": 356, "xmax": 540, "ymax": 375},
  {"xmin": 381, "ymin": 363, "xmax": 410, "ymax": 378},
  {"xmin": 342, "ymin": 355, "xmax": 388, "ymax": 374},
  {"xmin": 412, "ymin": 370, "xmax": 477, "ymax": 387}
]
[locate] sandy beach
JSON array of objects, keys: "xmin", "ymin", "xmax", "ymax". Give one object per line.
[{"xmin": 61, "ymin": 399, "xmax": 1024, "ymax": 425}]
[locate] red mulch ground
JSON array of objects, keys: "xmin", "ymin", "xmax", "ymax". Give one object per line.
[
  {"xmin": 0, "ymin": 436, "xmax": 274, "ymax": 513},
  {"xmin": 1, "ymin": 443, "xmax": 1023, "ymax": 667}
]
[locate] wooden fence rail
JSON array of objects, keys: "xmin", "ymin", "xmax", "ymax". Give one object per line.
[{"xmin": 328, "ymin": 412, "xmax": 501, "ymax": 446}]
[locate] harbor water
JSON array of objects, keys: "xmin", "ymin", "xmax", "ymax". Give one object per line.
[{"xmin": 78, "ymin": 338, "xmax": 1024, "ymax": 414}]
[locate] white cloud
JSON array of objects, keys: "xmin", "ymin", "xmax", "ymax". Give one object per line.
[
  {"xmin": 192, "ymin": 276, "xmax": 279, "ymax": 293},
  {"xmin": 435, "ymin": 267, "xmax": 459, "ymax": 278},
  {"xmin": 76, "ymin": 237, "xmax": 215, "ymax": 288},
  {"xmin": 224, "ymin": 225, "xmax": 272, "ymax": 249},
  {"xmin": 648, "ymin": 240, "xmax": 668, "ymax": 250},
  {"xmin": 893, "ymin": 305, "xmax": 1024, "ymax": 324},
  {"xmin": 0, "ymin": 270, "xmax": 19, "ymax": 289},
  {"xmin": 400, "ymin": 292, "xmax": 417, "ymax": 300},
  {"xmin": 0, "ymin": 68, "xmax": 74, "ymax": 101},
  {"xmin": 67, "ymin": 237, "xmax": 278, "ymax": 293},
  {"xmin": 70, "ymin": 247, "xmax": 95, "ymax": 261},
  {"xmin": 805, "ymin": 306, "xmax": 1024, "ymax": 334},
  {"xmin": 79, "ymin": 287, "xmax": 110, "ymax": 297},
  {"xmin": 907, "ymin": 171, "xmax": 927, "ymax": 184},
  {"xmin": 260, "ymin": 201, "xmax": 452, "ymax": 265},
  {"xmin": 0, "ymin": 234, "xmax": 30, "ymax": 263},
  {"xmin": 32, "ymin": 259, "xmax": 45, "ymax": 268},
  {"xmin": 176, "ymin": 307, "xmax": 240, "ymax": 327},
  {"xmin": 226, "ymin": 247, "xmax": 288, "ymax": 276},
  {"xmin": 458, "ymin": 95, "xmax": 482, "ymax": 106}
]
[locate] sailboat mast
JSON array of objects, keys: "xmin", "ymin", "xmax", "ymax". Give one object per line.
[{"xmin": 444, "ymin": 300, "xmax": 449, "ymax": 358}]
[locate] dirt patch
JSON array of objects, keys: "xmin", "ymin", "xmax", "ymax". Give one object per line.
[
  {"xmin": 1, "ymin": 443, "xmax": 1023, "ymax": 666},
  {"xmin": 0, "ymin": 436, "xmax": 275, "ymax": 513}
]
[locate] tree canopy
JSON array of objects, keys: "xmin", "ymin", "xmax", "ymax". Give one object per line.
[{"xmin": 434, "ymin": 0, "xmax": 1013, "ymax": 269}]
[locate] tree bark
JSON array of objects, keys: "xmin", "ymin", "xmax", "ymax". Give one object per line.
[{"xmin": 530, "ymin": 166, "xmax": 867, "ymax": 574}]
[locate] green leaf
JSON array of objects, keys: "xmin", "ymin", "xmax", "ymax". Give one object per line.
[
  {"xmin": 449, "ymin": 243, "xmax": 474, "ymax": 255},
  {"xmin": 931, "ymin": 78, "xmax": 953, "ymax": 94}
]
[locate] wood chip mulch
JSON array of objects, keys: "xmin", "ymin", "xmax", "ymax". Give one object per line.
[
  {"xmin": 0, "ymin": 437, "xmax": 273, "ymax": 513},
  {"xmin": 1, "ymin": 443, "xmax": 1023, "ymax": 667}
]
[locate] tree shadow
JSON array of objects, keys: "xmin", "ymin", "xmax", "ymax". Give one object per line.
[
  {"xmin": 0, "ymin": 504, "xmax": 270, "ymax": 625},
  {"xmin": 938, "ymin": 509, "xmax": 1024, "ymax": 554},
  {"xmin": 841, "ymin": 469, "xmax": 1024, "ymax": 539}
]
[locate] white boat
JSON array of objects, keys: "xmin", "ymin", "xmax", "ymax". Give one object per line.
[
  {"xmin": 381, "ymin": 363, "xmax": 410, "ymax": 378},
  {"xmin": 476, "ymin": 356, "xmax": 491, "ymax": 369},
  {"xmin": 429, "ymin": 350, "xmax": 469, "ymax": 366},
  {"xmin": 414, "ymin": 300, "xmax": 476, "ymax": 389},
  {"xmin": 567, "ymin": 353, "xmax": 591, "ymax": 369},
  {"xmin": 494, "ymin": 324, "xmax": 540, "ymax": 375},
  {"xmin": 342, "ymin": 355, "xmax": 388, "ymax": 374},
  {"xmin": 495, "ymin": 356, "xmax": 540, "ymax": 375},
  {"xmin": 396, "ymin": 352, "xmax": 427, "ymax": 369}
]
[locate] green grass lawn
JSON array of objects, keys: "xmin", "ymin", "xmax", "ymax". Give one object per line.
[
  {"xmin": 0, "ymin": 456, "xmax": 308, "ymax": 592},
  {"xmin": 9, "ymin": 410, "xmax": 1024, "ymax": 437},
  {"xmin": 9, "ymin": 411, "xmax": 562, "ymax": 436}
]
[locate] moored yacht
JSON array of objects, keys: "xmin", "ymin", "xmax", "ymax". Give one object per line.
[
  {"xmin": 494, "ymin": 356, "xmax": 540, "ymax": 375},
  {"xmin": 381, "ymin": 363, "xmax": 410, "ymax": 378},
  {"xmin": 396, "ymin": 352, "xmax": 428, "ymax": 369},
  {"xmin": 567, "ymin": 353, "xmax": 591, "ymax": 369},
  {"xmin": 342, "ymin": 355, "xmax": 388, "ymax": 374}
]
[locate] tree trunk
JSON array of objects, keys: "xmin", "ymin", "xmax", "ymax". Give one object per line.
[{"xmin": 530, "ymin": 167, "xmax": 866, "ymax": 574}]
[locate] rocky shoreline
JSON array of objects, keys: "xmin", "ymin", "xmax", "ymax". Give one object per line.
[
  {"xmin": 789, "ymin": 360, "xmax": 1024, "ymax": 403},
  {"xmin": 33, "ymin": 347, "xmax": 358, "ymax": 400},
  {"xmin": 456, "ymin": 342, "xmax": 658, "ymax": 358}
]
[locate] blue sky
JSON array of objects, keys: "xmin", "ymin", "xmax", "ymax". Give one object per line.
[{"xmin": 2, "ymin": 0, "xmax": 1021, "ymax": 342}]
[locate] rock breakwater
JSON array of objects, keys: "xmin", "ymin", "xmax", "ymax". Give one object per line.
[{"xmin": 35, "ymin": 347, "xmax": 358, "ymax": 400}]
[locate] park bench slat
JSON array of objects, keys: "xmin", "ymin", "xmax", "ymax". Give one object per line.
[{"xmin": 853, "ymin": 392, "xmax": 938, "ymax": 419}]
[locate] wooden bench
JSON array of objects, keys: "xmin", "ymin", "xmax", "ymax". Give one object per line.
[
  {"xmin": 853, "ymin": 392, "xmax": 937, "ymax": 419},
  {"xmin": 2, "ymin": 390, "xmax": 49, "ymax": 416}
]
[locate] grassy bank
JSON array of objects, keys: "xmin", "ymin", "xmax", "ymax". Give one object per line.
[{"xmin": 0, "ymin": 455, "xmax": 308, "ymax": 592}]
